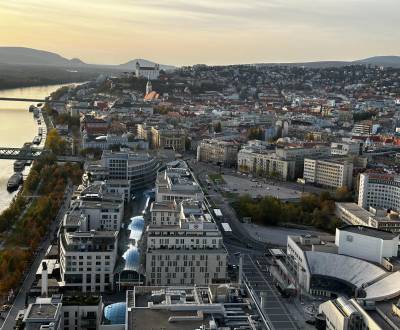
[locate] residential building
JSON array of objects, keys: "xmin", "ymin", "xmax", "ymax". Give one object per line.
[
  {"xmin": 60, "ymin": 229, "xmax": 118, "ymax": 293},
  {"xmin": 331, "ymin": 141, "xmax": 363, "ymax": 156},
  {"xmin": 145, "ymin": 161, "xmax": 227, "ymax": 286},
  {"xmin": 358, "ymin": 172, "xmax": 400, "ymax": 212},
  {"xmin": 197, "ymin": 138, "xmax": 239, "ymax": 167},
  {"xmin": 352, "ymin": 121, "xmax": 372, "ymax": 136},
  {"xmin": 237, "ymin": 146, "xmax": 296, "ymax": 180},
  {"xmin": 303, "ymin": 158, "xmax": 353, "ymax": 189}
]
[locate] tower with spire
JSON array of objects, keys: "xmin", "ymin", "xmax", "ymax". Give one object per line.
[{"xmin": 146, "ymin": 77, "xmax": 152, "ymax": 95}]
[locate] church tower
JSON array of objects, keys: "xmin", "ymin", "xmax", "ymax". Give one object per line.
[
  {"xmin": 135, "ymin": 61, "xmax": 140, "ymax": 77},
  {"xmin": 146, "ymin": 78, "xmax": 152, "ymax": 95}
]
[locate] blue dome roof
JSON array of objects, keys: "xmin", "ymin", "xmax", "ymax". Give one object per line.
[
  {"xmin": 104, "ymin": 302, "xmax": 126, "ymax": 324},
  {"xmin": 129, "ymin": 216, "xmax": 144, "ymax": 242},
  {"xmin": 122, "ymin": 245, "xmax": 140, "ymax": 271}
]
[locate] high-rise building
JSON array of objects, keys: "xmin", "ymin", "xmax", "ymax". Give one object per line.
[
  {"xmin": 145, "ymin": 161, "xmax": 227, "ymax": 286},
  {"xmin": 303, "ymin": 158, "xmax": 353, "ymax": 189}
]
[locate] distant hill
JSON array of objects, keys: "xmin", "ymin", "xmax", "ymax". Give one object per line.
[
  {"xmin": 0, "ymin": 47, "xmax": 175, "ymax": 71},
  {"xmin": 353, "ymin": 56, "xmax": 400, "ymax": 67},
  {"xmin": 257, "ymin": 56, "xmax": 400, "ymax": 68},
  {"xmin": 0, "ymin": 47, "xmax": 81, "ymax": 66}
]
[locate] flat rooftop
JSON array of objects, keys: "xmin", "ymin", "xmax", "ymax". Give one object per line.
[{"xmin": 340, "ymin": 225, "xmax": 398, "ymax": 240}]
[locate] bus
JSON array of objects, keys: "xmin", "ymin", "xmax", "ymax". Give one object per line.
[
  {"xmin": 221, "ymin": 222, "xmax": 233, "ymax": 236},
  {"xmin": 213, "ymin": 209, "xmax": 223, "ymax": 219}
]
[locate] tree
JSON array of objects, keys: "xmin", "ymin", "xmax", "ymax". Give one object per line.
[
  {"xmin": 335, "ymin": 186, "xmax": 353, "ymax": 202},
  {"xmin": 45, "ymin": 129, "xmax": 67, "ymax": 155},
  {"xmin": 214, "ymin": 122, "xmax": 222, "ymax": 133}
]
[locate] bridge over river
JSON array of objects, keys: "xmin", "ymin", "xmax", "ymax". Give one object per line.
[
  {"xmin": 0, "ymin": 97, "xmax": 66, "ymax": 104},
  {"xmin": 0, "ymin": 147, "xmax": 83, "ymax": 163}
]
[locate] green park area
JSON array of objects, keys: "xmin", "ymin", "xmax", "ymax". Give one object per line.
[{"xmin": 232, "ymin": 187, "xmax": 352, "ymax": 233}]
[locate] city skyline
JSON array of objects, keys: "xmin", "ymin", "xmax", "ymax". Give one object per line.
[{"xmin": 1, "ymin": 0, "xmax": 399, "ymax": 66}]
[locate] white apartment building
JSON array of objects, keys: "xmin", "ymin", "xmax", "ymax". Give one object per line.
[
  {"xmin": 60, "ymin": 230, "xmax": 118, "ymax": 293},
  {"xmin": 303, "ymin": 158, "xmax": 353, "ymax": 189},
  {"xmin": 331, "ymin": 141, "xmax": 362, "ymax": 156},
  {"xmin": 71, "ymin": 182, "xmax": 124, "ymax": 231},
  {"xmin": 197, "ymin": 139, "xmax": 239, "ymax": 167},
  {"xmin": 145, "ymin": 200, "xmax": 227, "ymax": 286},
  {"xmin": 352, "ymin": 121, "xmax": 372, "ymax": 136},
  {"xmin": 358, "ymin": 172, "xmax": 400, "ymax": 212},
  {"xmin": 82, "ymin": 133, "xmax": 149, "ymax": 151},
  {"xmin": 145, "ymin": 161, "xmax": 227, "ymax": 286}
]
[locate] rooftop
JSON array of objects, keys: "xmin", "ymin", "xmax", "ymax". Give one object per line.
[{"xmin": 339, "ymin": 225, "xmax": 398, "ymax": 240}]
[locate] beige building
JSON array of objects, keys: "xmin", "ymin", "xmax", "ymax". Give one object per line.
[
  {"xmin": 197, "ymin": 138, "xmax": 239, "ymax": 167},
  {"xmin": 151, "ymin": 127, "xmax": 187, "ymax": 152},
  {"xmin": 146, "ymin": 200, "xmax": 227, "ymax": 286},
  {"xmin": 303, "ymin": 158, "xmax": 353, "ymax": 189},
  {"xmin": 335, "ymin": 202, "xmax": 400, "ymax": 234},
  {"xmin": 319, "ymin": 297, "xmax": 384, "ymax": 330},
  {"xmin": 237, "ymin": 147, "xmax": 296, "ymax": 181},
  {"xmin": 145, "ymin": 161, "xmax": 227, "ymax": 286}
]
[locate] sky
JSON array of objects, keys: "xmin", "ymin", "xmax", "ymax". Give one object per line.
[{"xmin": 0, "ymin": 0, "xmax": 399, "ymax": 66}]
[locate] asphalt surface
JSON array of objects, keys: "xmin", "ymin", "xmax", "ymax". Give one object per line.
[
  {"xmin": 0, "ymin": 184, "xmax": 73, "ymax": 330},
  {"xmin": 242, "ymin": 254, "xmax": 298, "ymax": 330}
]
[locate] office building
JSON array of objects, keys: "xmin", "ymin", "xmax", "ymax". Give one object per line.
[
  {"xmin": 303, "ymin": 158, "xmax": 353, "ymax": 189},
  {"xmin": 101, "ymin": 150, "xmax": 159, "ymax": 190}
]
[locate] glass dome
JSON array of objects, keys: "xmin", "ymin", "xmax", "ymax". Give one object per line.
[
  {"xmin": 128, "ymin": 216, "xmax": 144, "ymax": 242},
  {"xmin": 122, "ymin": 245, "xmax": 140, "ymax": 271},
  {"xmin": 104, "ymin": 302, "xmax": 126, "ymax": 325}
]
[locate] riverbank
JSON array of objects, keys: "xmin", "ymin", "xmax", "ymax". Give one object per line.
[{"xmin": 0, "ymin": 83, "xmax": 78, "ymax": 212}]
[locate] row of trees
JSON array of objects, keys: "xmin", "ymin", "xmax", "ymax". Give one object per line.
[
  {"xmin": 232, "ymin": 189, "xmax": 351, "ymax": 233},
  {"xmin": 0, "ymin": 156, "xmax": 82, "ymax": 298}
]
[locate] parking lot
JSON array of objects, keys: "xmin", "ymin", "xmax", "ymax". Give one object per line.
[{"xmin": 222, "ymin": 174, "xmax": 301, "ymax": 201}]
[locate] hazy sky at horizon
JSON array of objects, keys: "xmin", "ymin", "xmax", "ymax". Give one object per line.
[{"xmin": 1, "ymin": 0, "xmax": 399, "ymax": 66}]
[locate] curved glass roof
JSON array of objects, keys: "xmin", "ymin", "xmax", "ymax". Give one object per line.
[
  {"xmin": 122, "ymin": 245, "xmax": 140, "ymax": 271},
  {"xmin": 104, "ymin": 302, "xmax": 126, "ymax": 325},
  {"xmin": 128, "ymin": 216, "xmax": 144, "ymax": 242}
]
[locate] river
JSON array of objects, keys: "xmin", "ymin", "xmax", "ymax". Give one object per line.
[{"xmin": 0, "ymin": 84, "xmax": 76, "ymax": 212}]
